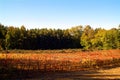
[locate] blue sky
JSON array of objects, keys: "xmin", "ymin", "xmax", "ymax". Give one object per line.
[{"xmin": 0, "ymin": 0, "xmax": 120, "ymax": 29}]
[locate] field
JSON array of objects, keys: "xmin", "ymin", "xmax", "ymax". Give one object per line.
[{"xmin": 0, "ymin": 49, "xmax": 120, "ymax": 79}]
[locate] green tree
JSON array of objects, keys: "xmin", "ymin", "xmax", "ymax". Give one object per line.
[
  {"xmin": 0, "ymin": 24, "xmax": 7, "ymax": 50},
  {"xmin": 103, "ymin": 28, "xmax": 120, "ymax": 49},
  {"xmin": 5, "ymin": 27, "xmax": 21, "ymax": 49},
  {"xmin": 91, "ymin": 28, "xmax": 106, "ymax": 50},
  {"xmin": 69, "ymin": 25, "xmax": 83, "ymax": 48},
  {"xmin": 81, "ymin": 25, "xmax": 95, "ymax": 50}
]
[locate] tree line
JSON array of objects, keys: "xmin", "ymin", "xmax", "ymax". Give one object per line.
[{"xmin": 0, "ymin": 23, "xmax": 120, "ymax": 50}]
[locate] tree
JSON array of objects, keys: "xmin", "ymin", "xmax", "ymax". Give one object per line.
[
  {"xmin": 0, "ymin": 23, "xmax": 119, "ymax": 50},
  {"xmin": 0, "ymin": 24, "xmax": 7, "ymax": 50},
  {"xmin": 103, "ymin": 28, "xmax": 120, "ymax": 49},
  {"xmin": 81, "ymin": 25, "xmax": 95, "ymax": 50},
  {"xmin": 69, "ymin": 25, "xmax": 83, "ymax": 48},
  {"xmin": 91, "ymin": 28, "xmax": 106, "ymax": 50}
]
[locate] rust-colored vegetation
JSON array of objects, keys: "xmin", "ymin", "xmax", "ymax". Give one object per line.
[{"xmin": 0, "ymin": 49, "xmax": 120, "ymax": 72}]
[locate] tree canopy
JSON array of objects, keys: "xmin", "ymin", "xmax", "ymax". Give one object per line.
[{"xmin": 0, "ymin": 23, "xmax": 120, "ymax": 50}]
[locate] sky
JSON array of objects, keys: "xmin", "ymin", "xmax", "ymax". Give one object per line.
[{"xmin": 0, "ymin": 0, "xmax": 120, "ymax": 29}]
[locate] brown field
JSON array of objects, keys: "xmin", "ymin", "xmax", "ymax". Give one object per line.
[{"xmin": 0, "ymin": 49, "xmax": 120, "ymax": 79}]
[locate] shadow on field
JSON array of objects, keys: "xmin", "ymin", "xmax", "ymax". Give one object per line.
[
  {"xmin": 1, "ymin": 67, "xmax": 120, "ymax": 80},
  {"xmin": 1, "ymin": 58, "xmax": 120, "ymax": 80},
  {"xmin": 0, "ymin": 68, "xmax": 98, "ymax": 80}
]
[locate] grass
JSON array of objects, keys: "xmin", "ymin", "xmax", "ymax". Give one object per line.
[
  {"xmin": 0, "ymin": 49, "xmax": 120, "ymax": 70},
  {"xmin": 0, "ymin": 49, "xmax": 120, "ymax": 79}
]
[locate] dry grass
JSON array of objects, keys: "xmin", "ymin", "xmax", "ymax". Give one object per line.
[
  {"xmin": 0, "ymin": 49, "xmax": 120, "ymax": 79},
  {"xmin": 0, "ymin": 49, "xmax": 120, "ymax": 71}
]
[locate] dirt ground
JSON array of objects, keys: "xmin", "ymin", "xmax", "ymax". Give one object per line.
[{"xmin": 20, "ymin": 67, "xmax": 120, "ymax": 80}]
